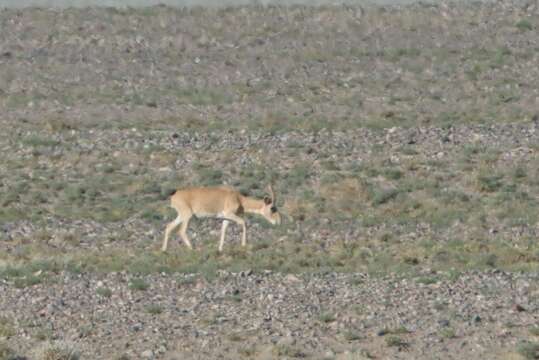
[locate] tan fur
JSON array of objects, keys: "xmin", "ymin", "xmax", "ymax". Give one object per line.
[{"xmin": 162, "ymin": 185, "xmax": 281, "ymax": 252}]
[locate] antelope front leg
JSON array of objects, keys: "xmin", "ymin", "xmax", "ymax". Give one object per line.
[
  {"xmin": 162, "ymin": 216, "xmax": 182, "ymax": 252},
  {"xmin": 179, "ymin": 217, "xmax": 193, "ymax": 249},
  {"xmin": 219, "ymin": 220, "xmax": 230, "ymax": 252},
  {"xmin": 241, "ymin": 222, "xmax": 247, "ymax": 247},
  {"xmin": 226, "ymin": 214, "xmax": 247, "ymax": 247}
]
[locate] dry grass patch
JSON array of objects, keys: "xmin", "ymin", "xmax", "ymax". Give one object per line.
[
  {"xmin": 517, "ymin": 341, "xmax": 539, "ymax": 360},
  {"xmin": 0, "ymin": 341, "xmax": 17, "ymax": 360},
  {"xmin": 0, "ymin": 317, "xmax": 15, "ymax": 338},
  {"xmin": 37, "ymin": 342, "xmax": 79, "ymax": 360},
  {"xmin": 320, "ymin": 178, "xmax": 370, "ymax": 213}
]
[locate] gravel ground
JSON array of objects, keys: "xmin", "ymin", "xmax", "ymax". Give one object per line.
[{"xmin": 1, "ymin": 270, "xmax": 539, "ymax": 359}]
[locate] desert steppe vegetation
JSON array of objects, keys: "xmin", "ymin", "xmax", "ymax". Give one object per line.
[{"xmin": 0, "ymin": 2, "xmax": 538, "ymax": 358}]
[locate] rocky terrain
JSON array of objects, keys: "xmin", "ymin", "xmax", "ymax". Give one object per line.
[
  {"xmin": 1, "ymin": 270, "xmax": 539, "ymax": 359},
  {"xmin": 1, "ymin": 1, "xmax": 539, "ymax": 359}
]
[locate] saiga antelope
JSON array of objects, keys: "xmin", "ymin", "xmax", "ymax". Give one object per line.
[{"xmin": 162, "ymin": 185, "xmax": 281, "ymax": 252}]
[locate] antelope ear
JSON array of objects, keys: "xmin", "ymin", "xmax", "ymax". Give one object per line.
[{"xmin": 263, "ymin": 196, "xmax": 272, "ymax": 205}]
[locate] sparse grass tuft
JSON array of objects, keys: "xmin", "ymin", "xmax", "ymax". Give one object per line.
[
  {"xmin": 114, "ymin": 355, "xmax": 131, "ymax": 360},
  {"xmin": 517, "ymin": 341, "xmax": 539, "ymax": 360},
  {"xmin": 514, "ymin": 166, "xmax": 527, "ymax": 180},
  {"xmin": 96, "ymin": 287, "xmax": 112, "ymax": 298},
  {"xmin": 383, "ymin": 168, "xmax": 403, "ymax": 180},
  {"xmin": 14, "ymin": 274, "xmax": 41, "ymax": 289},
  {"xmin": 390, "ymin": 326, "xmax": 410, "ymax": 334},
  {"xmin": 371, "ymin": 188, "xmax": 400, "ymax": 206},
  {"xmin": 227, "ymin": 333, "xmax": 243, "ymax": 342},
  {"xmin": 227, "ymin": 293, "xmax": 243, "ymax": 303},
  {"xmin": 416, "ymin": 275, "xmax": 440, "ymax": 285},
  {"xmin": 379, "ymin": 326, "xmax": 410, "ymax": 336},
  {"xmin": 0, "ymin": 317, "xmax": 15, "ymax": 338},
  {"xmin": 440, "ymin": 327, "xmax": 457, "ymax": 339},
  {"xmin": 195, "ymin": 166, "xmax": 224, "ymax": 186},
  {"xmin": 343, "ymin": 329, "xmax": 362, "ymax": 341},
  {"xmin": 283, "ymin": 164, "xmax": 311, "ymax": 191},
  {"xmin": 0, "ymin": 261, "xmax": 50, "ymax": 288},
  {"xmin": 36, "ymin": 341, "xmax": 80, "ymax": 360},
  {"xmin": 318, "ymin": 312, "xmax": 336, "ymax": 323},
  {"xmin": 128, "ymin": 278, "xmax": 149, "ymax": 291},
  {"xmin": 385, "ymin": 335, "xmax": 408, "ymax": 347},
  {"xmin": 175, "ymin": 87, "xmax": 233, "ymax": 106},
  {"xmin": 477, "ymin": 173, "xmax": 504, "ymax": 193},
  {"xmin": 0, "ymin": 341, "xmax": 17, "ymax": 360},
  {"xmin": 238, "ymin": 346, "xmax": 255, "ymax": 357},
  {"xmin": 516, "ymin": 19, "xmax": 533, "ymax": 32},
  {"xmin": 22, "ymin": 135, "xmax": 60, "ymax": 148},
  {"xmin": 145, "ymin": 304, "xmax": 163, "ymax": 315},
  {"xmin": 275, "ymin": 344, "xmax": 304, "ymax": 358},
  {"xmin": 34, "ymin": 328, "xmax": 54, "ymax": 341}
]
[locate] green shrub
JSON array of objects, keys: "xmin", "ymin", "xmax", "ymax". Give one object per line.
[
  {"xmin": 517, "ymin": 341, "xmax": 539, "ymax": 360},
  {"xmin": 145, "ymin": 304, "xmax": 163, "ymax": 315},
  {"xmin": 128, "ymin": 278, "xmax": 149, "ymax": 291},
  {"xmin": 385, "ymin": 336, "xmax": 407, "ymax": 347},
  {"xmin": 516, "ymin": 19, "xmax": 533, "ymax": 31},
  {"xmin": 372, "ymin": 188, "xmax": 400, "ymax": 205},
  {"xmin": 0, "ymin": 317, "xmax": 15, "ymax": 338},
  {"xmin": 477, "ymin": 174, "xmax": 504, "ymax": 192},
  {"xmin": 318, "ymin": 312, "xmax": 336, "ymax": 323},
  {"xmin": 38, "ymin": 342, "xmax": 80, "ymax": 360},
  {"xmin": 96, "ymin": 287, "xmax": 112, "ymax": 298}
]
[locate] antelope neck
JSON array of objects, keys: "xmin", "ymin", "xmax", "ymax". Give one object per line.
[{"xmin": 239, "ymin": 195, "xmax": 265, "ymax": 214}]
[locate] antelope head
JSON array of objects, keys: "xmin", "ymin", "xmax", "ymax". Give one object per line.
[{"xmin": 262, "ymin": 184, "xmax": 281, "ymax": 225}]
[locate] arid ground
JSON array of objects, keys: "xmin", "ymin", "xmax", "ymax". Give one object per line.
[{"xmin": 0, "ymin": 2, "xmax": 539, "ymax": 359}]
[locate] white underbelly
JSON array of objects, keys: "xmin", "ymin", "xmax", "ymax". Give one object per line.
[{"xmin": 195, "ymin": 211, "xmax": 225, "ymax": 218}]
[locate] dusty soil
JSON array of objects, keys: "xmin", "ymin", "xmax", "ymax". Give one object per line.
[{"xmin": 1, "ymin": 2, "xmax": 539, "ymax": 359}]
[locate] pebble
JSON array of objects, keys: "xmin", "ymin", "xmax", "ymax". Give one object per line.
[
  {"xmin": 141, "ymin": 350, "xmax": 154, "ymax": 359},
  {"xmin": 438, "ymin": 319, "xmax": 450, "ymax": 327}
]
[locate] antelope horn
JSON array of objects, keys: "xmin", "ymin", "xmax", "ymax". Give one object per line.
[{"xmin": 267, "ymin": 184, "xmax": 275, "ymax": 204}]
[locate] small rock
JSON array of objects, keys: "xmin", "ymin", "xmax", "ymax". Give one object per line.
[
  {"xmin": 514, "ymin": 304, "xmax": 526, "ymax": 312},
  {"xmin": 240, "ymin": 269, "xmax": 253, "ymax": 277},
  {"xmin": 324, "ymin": 349, "xmax": 335, "ymax": 358},
  {"xmin": 285, "ymin": 274, "xmax": 301, "ymax": 283},
  {"xmin": 438, "ymin": 319, "xmax": 450, "ymax": 327},
  {"xmin": 141, "ymin": 350, "xmax": 154, "ymax": 359},
  {"xmin": 277, "ymin": 336, "xmax": 296, "ymax": 347}
]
